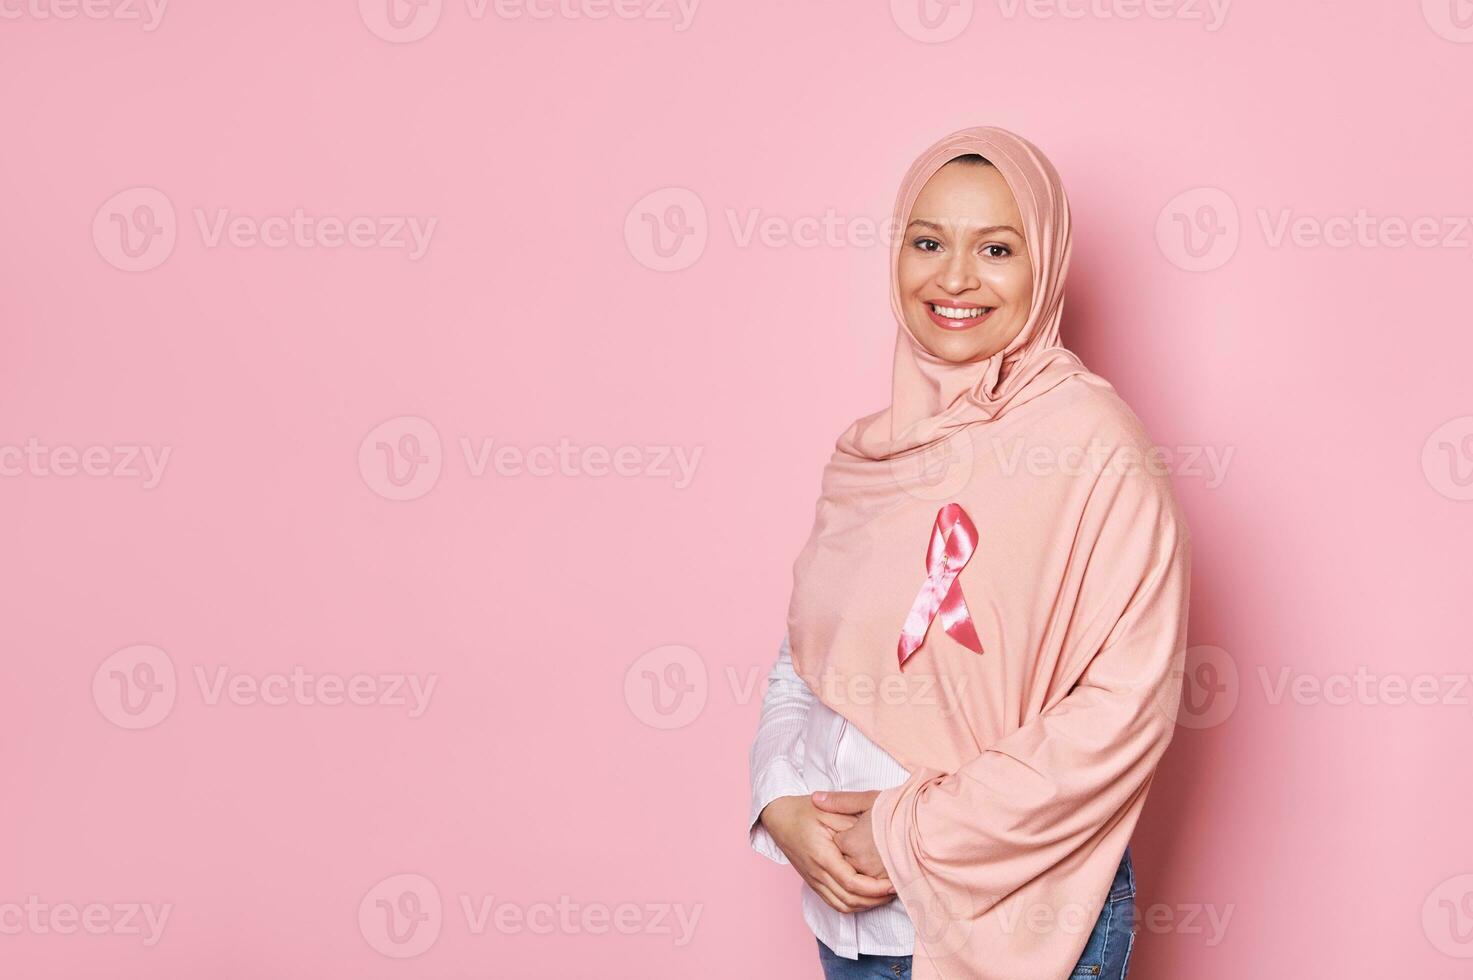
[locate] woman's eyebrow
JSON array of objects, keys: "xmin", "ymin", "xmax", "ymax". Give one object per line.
[{"xmin": 906, "ymin": 218, "xmax": 1023, "ymax": 237}]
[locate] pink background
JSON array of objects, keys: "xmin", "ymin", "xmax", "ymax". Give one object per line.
[{"xmin": 3, "ymin": 1, "xmax": 1472, "ymax": 977}]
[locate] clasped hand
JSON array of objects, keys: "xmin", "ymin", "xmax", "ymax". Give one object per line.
[{"xmin": 758, "ymin": 790, "xmax": 897, "ymax": 914}]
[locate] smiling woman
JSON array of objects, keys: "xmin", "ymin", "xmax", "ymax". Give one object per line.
[{"xmin": 747, "ymin": 126, "xmax": 1190, "ymax": 980}]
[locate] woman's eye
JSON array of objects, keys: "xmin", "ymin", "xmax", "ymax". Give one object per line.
[
  {"xmin": 982, "ymin": 244, "xmax": 1011, "ymax": 258},
  {"xmin": 912, "ymin": 237, "xmax": 942, "ymax": 253}
]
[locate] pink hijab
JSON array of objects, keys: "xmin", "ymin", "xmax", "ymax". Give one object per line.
[{"xmin": 786, "ymin": 127, "xmax": 1192, "ymax": 978}]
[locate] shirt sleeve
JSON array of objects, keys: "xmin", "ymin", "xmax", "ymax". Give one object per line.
[{"xmin": 746, "ymin": 631, "xmax": 815, "ymax": 866}]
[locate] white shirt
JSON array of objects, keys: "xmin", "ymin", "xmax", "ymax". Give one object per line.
[{"xmin": 746, "ymin": 632, "xmax": 915, "ymax": 960}]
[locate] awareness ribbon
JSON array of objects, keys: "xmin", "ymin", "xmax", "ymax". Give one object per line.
[{"xmin": 896, "ymin": 502, "xmax": 985, "ymax": 669}]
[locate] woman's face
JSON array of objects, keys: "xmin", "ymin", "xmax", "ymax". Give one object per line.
[{"xmin": 897, "ymin": 161, "xmax": 1034, "ymax": 363}]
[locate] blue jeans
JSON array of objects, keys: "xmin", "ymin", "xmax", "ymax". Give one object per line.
[{"xmin": 817, "ymin": 846, "xmax": 1136, "ymax": 979}]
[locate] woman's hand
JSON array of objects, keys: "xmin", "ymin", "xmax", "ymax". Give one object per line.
[
  {"xmin": 758, "ymin": 795, "xmax": 897, "ymax": 914},
  {"xmin": 810, "ymin": 790, "xmax": 888, "ymax": 878}
]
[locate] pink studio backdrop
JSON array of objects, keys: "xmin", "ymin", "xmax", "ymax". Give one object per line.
[{"xmin": 2, "ymin": 2, "xmax": 1470, "ymax": 977}]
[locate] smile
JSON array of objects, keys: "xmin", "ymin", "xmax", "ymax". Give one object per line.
[{"xmin": 926, "ymin": 302, "xmax": 995, "ymax": 330}]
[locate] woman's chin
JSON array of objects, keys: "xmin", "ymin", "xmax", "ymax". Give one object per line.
[{"xmin": 913, "ymin": 327, "xmax": 996, "ymax": 364}]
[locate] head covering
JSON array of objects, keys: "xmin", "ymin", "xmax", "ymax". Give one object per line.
[
  {"xmin": 785, "ymin": 126, "xmax": 1192, "ymax": 978},
  {"xmin": 841, "ymin": 126, "xmax": 1087, "ymax": 460}
]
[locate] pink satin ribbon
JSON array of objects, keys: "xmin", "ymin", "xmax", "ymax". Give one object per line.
[{"xmin": 897, "ymin": 502, "xmax": 985, "ymax": 669}]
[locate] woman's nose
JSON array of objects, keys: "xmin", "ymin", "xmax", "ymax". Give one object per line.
[{"xmin": 937, "ymin": 254, "xmax": 980, "ymax": 294}]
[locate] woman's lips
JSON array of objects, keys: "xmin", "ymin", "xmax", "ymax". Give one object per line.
[{"xmin": 924, "ymin": 302, "xmax": 995, "ymax": 331}]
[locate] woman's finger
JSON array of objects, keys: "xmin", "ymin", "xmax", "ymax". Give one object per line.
[
  {"xmin": 811, "ymin": 867, "xmax": 893, "ymax": 912},
  {"xmin": 808, "ymin": 859, "xmax": 888, "ymax": 911},
  {"xmin": 811, "ymin": 790, "xmax": 880, "ymax": 814},
  {"xmin": 806, "ymin": 876, "xmax": 854, "ymax": 914},
  {"xmin": 814, "ymin": 810, "xmax": 858, "ymax": 832},
  {"xmin": 813, "ymin": 844, "xmax": 896, "ymax": 899}
]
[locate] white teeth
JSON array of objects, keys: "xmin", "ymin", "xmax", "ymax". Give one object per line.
[{"xmin": 931, "ymin": 304, "xmax": 991, "ymax": 319}]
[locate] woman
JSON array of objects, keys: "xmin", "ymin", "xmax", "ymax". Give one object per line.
[{"xmin": 746, "ymin": 127, "xmax": 1191, "ymax": 980}]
